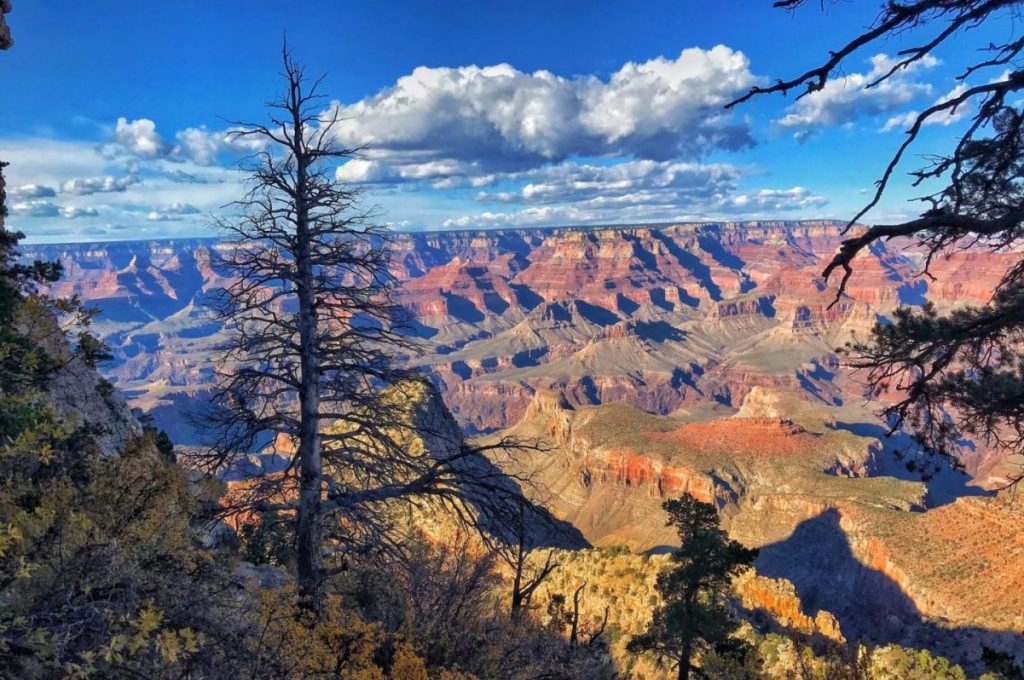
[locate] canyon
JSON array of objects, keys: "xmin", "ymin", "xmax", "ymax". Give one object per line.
[
  {"xmin": 23, "ymin": 220, "xmax": 1020, "ymax": 480},
  {"xmin": 489, "ymin": 386, "xmax": 1024, "ymax": 669},
  {"xmin": 24, "ymin": 220, "xmax": 1024, "ymax": 670}
]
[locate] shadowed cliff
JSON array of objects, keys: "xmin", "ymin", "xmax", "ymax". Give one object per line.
[{"xmin": 755, "ymin": 508, "xmax": 1024, "ymax": 673}]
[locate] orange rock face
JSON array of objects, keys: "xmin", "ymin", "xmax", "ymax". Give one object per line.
[{"xmin": 654, "ymin": 418, "xmax": 815, "ymax": 457}]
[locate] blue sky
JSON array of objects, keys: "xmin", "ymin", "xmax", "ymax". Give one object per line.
[{"xmin": 1, "ymin": 1, "xmax": 1008, "ymax": 242}]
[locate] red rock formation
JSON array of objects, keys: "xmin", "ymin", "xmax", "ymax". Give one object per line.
[
  {"xmin": 24, "ymin": 221, "xmax": 1024, "ymax": 483},
  {"xmin": 653, "ymin": 418, "xmax": 814, "ymax": 457}
]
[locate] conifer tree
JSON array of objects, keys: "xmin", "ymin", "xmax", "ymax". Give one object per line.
[{"xmin": 629, "ymin": 494, "xmax": 758, "ymax": 680}]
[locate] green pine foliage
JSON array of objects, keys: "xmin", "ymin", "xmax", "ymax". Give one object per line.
[{"xmin": 628, "ymin": 494, "xmax": 758, "ymax": 680}]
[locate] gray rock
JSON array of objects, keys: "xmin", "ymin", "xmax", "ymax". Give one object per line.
[
  {"xmin": 198, "ymin": 518, "xmax": 239, "ymax": 554},
  {"xmin": 234, "ymin": 561, "xmax": 292, "ymax": 590}
]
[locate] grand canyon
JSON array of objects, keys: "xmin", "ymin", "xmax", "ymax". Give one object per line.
[
  {"xmin": 27, "ymin": 220, "xmax": 1017, "ymax": 461},
  {"xmin": 7, "ymin": 3, "xmax": 1024, "ymax": 675},
  {"xmin": 23, "ymin": 220, "xmax": 1024, "ymax": 671}
]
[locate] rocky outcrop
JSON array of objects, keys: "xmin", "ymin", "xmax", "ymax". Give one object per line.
[
  {"xmin": 24, "ymin": 308, "xmax": 142, "ymax": 456},
  {"xmin": 734, "ymin": 570, "xmax": 845, "ymax": 643},
  {"xmin": 490, "ymin": 387, "xmax": 900, "ymax": 550},
  {"xmin": 491, "ymin": 386, "xmax": 1022, "ymax": 669}
]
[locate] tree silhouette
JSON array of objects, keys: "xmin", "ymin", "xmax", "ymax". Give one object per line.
[
  {"xmin": 202, "ymin": 48, "xmax": 547, "ymax": 611},
  {"xmin": 730, "ymin": 1, "xmax": 1024, "ymax": 481},
  {"xmin": 0, "ymin": 0, "xmax": 12, "ymax": 51}
]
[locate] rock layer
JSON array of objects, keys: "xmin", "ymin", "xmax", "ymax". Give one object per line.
[{"xmin": 21, "ymin": 221, "xmax": 1020, "ymax": 481}]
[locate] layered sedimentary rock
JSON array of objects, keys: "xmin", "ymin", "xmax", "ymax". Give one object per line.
[
  {"xmin": 22, "ymin": 220, "xmax": 1020, "ymax": 481},
  {"xmin": 25, "ymin": 221, "xmax": 1024, "ymax": 669}
]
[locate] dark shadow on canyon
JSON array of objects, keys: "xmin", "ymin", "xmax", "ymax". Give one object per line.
[
  {"xmin": 650, "ymin": 230, "xmax": 723, "ymax": 301},
  {"xmin": 633, "ymin": 320, "xmax": 687, "ymax": 343},
  {"xmin": 575, "ymin": 300, "xmax": 620, "ymax": 326},
  {"xmin": 752, "ymin": 508, "xmax": 1021, "ymax": 671},
  {"xmin": 510, "ymin": 283, "xmax": 544, "ymax": 311},
  {"xmin": 444, "ymin": 293, "xmax": 486, "ymax": 324},
  {"xmin": 833, "ymin": 421, "xmax": 992, "ymax": 508}
]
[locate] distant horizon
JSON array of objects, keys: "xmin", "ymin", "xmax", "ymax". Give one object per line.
[{"xmin": 19, "ymin": 217, "xmax": 856, "ymax": 248}]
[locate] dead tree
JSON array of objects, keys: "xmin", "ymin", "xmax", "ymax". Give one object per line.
[
  {"xmin": 498, "ymin": 503, "xmax": 559, "ymax": 619},
  {"xmin": 546, "ymin": 581, "xmax": 609, "ymax": 651},
  {"xmin": 202, "ymin": 47, "xmax": 409, "ymax": 608},
  {"xmin": 200, "ymin": 49, "xmax": 551, "ymax": 611},
  {"xmin": 568, "ymin": 581, "xmax": 609, "ymax": 649}
]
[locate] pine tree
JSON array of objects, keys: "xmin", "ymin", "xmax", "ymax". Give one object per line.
[{"xmin": 628, "ymin": 494, "xmax": 758, "ymax": 680}]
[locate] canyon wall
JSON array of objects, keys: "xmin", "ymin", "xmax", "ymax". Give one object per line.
[{"xmin": 21, "ymin": 220, "xmax": 1019, "ymax": 481}]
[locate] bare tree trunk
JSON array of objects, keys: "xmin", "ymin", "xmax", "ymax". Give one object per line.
[
  {"xmin": 291, "ymin": 77, "xmax": 324, "ymax": 612},
  {"xmin": 569, "ymin": 582, "xmax": 584, "ymax": 648},
  {"xmin": 509, "ymin": 527, "xmax": 526, "ymax": 619},
  {"xmin": 205, "ymin": 48, "xmax": 549, "ymax": 616}
]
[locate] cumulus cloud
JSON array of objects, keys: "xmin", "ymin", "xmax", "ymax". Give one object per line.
[
  {"xmin": 107, "ymin": 117, "xmax": 265, "ymax": 166},
  {"xmin": 881, "ymin": 83, "xmax": 972, "ymax": 132},
  {"xmin": 60, "ymin": 206, "xmax": 100, "ymax": 219},
  {"xmin": 474, "ymin": 160, "xmax": 743, "ymax": 206},
  {"xmin": 329, "ymin": 46, "xmax": 756, "ymax": 182},
  {"xmin": 717, "ymin": 187, "xmax": 828, "ymax": 212},
  {"xmin": 775, "ymin": 54, "xmax": 938, "ymax": 136},
  {"xmin": 1, "ymin": 137, "xmax": 246, "ymax": 243},
  {"xmin": 174, "ymin": 127, "xmax": 223, "ymax": 166},
  {"xmin": 444, "ymin": 179, "xmax": 827, "ymax": 230},
  {"xmin": 173, "ymin": 126, "xmax": 267, "ymax": 165},
  {"xmin": 60, "ymin": 175, "xmax": 139, "ymax": 195},
  {"xmin": 335, "ymin": 158, "xmax": 492, "ymax": 185},
  {"xmin": 10, "ymin": 200, "xmax": 61, "ymax": 218},
  {"xmin": 161, "ymin": 168, "xmax": 224, "ymax": 184},
  {"xmin": 8, "ymin": 184, "xmax": 57, "ymax": 199},
  {"xmin": 146, "ymin": 202, "xmax": 202, "ymax": 221},
  {"xmin": 61, "ymin": 175, "xmax": 135, "ymax": 195},
  {"xmin": 115, "ymin": 117, "xmax": 168, "ymax": 157},
  {"xmin": 10, "ymin": 200, "xmax": 100, "ymax": 219}
]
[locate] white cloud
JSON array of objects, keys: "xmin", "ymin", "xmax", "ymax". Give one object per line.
[
  {"xmin": 174, "ymin": 127, "xmax": 223, "ymax": 166},
  {"xmin": 8, "ymin": 183, "xmax": 57, "ymax": 199},
  {"xmin": 173, "ymin": 126, "xmax": 268, "ymax": 165},
  {"xmin": 108, "ymin": 117, "xmax": 266, "ymax": 166},
  {"xmin": 161, "ymin": 168, "xmax": 224, "ymax": 184},
  {"xmin": 578, "ymin": 47, "xmax": 755, "ymax": 157},
  {"xmin": 60, "ymin": 175, "xmax": 139, "ymax": 195},
  {"xmin": 776, "ymin": 54, "xmax": 938, "ymax": 135},
  {"xmin": 10, "ymin": 200, "xmax": 60, "ymax": 217},
  {"xmin": 2, "ymin": 137, "xmax": 243, "ymax": 242},
  {"xmin": 443, "ymin": 179, "xmax": 827, "ymax": 230},
  {"xmin": 146, "ymin": 202, "xmax": 202, "ymax": 221},
  {"xmin": 717, "ymin": 187, "xmax": 828, "ymax": 212},
  {"xmin": 115, "ymin": 117, "xmax": 168, "ymax": 158},
  {"xmin": 60, "ymin": 206, "xmax": 100, "ymax": 219},
  {"xmin": 474, "ymin": 159, "xmax": 743, "ymax": 206},
  {"xmin": 329, "ymin": 46, "xmax": 756, "ymax": 183},
  {"xmin": 10, "ymin": 199, "xmax": 99, "ymax": 219},
  {"xmin": 882, "ymin": 83, "xmax": 972, "ymax": 132}
]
